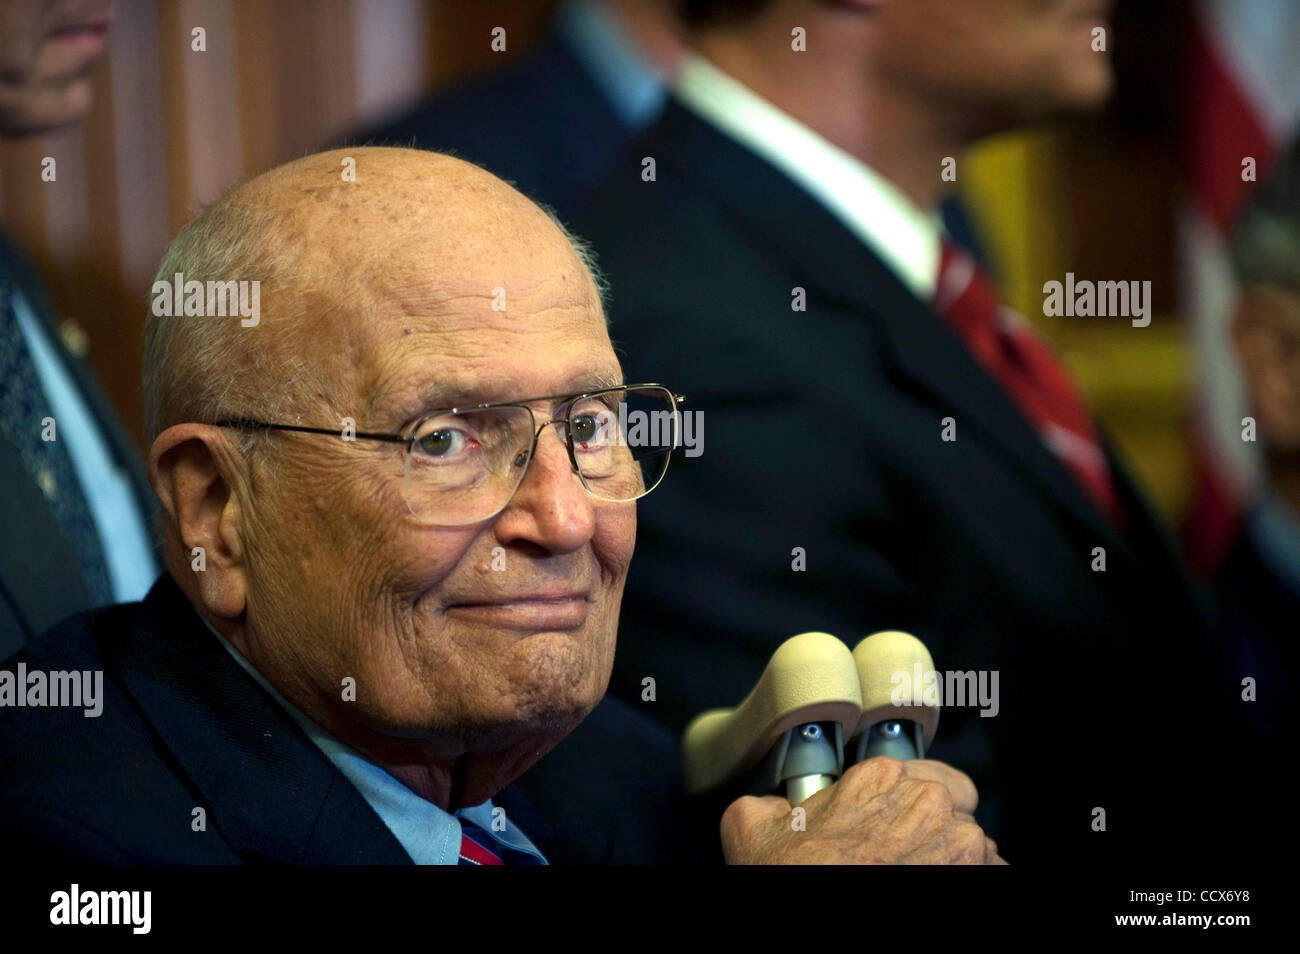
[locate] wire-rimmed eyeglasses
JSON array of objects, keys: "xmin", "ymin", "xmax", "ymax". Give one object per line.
[{"xmin": 215, "ymin": 384, "xmax": 685, "ymax": 526}]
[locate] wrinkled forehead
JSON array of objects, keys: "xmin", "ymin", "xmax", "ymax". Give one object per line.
[
  {"xmin": 305, "ymin": 229, "xmax": 613, "ymax": 424},
  {"xmin": 370, "ymin": 277, "xmax": 615, "ymax": 419}
]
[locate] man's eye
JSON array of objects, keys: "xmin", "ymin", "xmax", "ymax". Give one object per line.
[
  {"xmin": 572, "ymin": 410, "xmax": 618, "ymax": 448},
  {"xmin": 416, "ymin": 429, "xmax": 467, "ymax": 457},
  {"xmin": 571, "ymin": 414, "xmax": 601, "ymax": 444}
]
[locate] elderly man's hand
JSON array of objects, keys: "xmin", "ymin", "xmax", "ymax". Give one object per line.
[{"xmin": 720, "ymin": 756, "xmax": 1006, "ymax": 864}]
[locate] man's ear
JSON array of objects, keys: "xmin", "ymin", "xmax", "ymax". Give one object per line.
[
  {"xmin": 1232, "ymin": 285, "xmax": 1300, "ymax": 452},
  {"xmin": 149, "ymin": 424, "xmax": 249, "ymax": 619}
]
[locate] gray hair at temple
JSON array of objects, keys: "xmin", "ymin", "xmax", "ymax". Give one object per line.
[
  {"xmin": 1230, "ymin": 139, "xmax": 1300, "ymax": 297},
  {"xmin": 142, "ymin": 181, "xmax": 607, "ymax": 459},
  {"xmin": 142, "ymin": 195, "xmax": 314, "ymax": 466}
]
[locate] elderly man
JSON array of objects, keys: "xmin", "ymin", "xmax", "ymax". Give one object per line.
[{"xmin": 0, "ymin": 146, "xmax": 999, "ymax": 864}]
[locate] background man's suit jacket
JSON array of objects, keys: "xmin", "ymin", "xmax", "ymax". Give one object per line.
[
  {"xmin": 0, "ymin": 234, "xmax": 156, "ymax": 659},
  {"xmin": 575, "ymin": 102, "xmax": 1261, "ymax": 865},
  {"xmin": 0, "ymin": 575, "xmax": 718, "ymax": 864},
  {"xmin": 360, "ymin": 29, "xmax": 631, "ymax": 223},
  {"xmin": 1213, "ymin": 518, "xmax": 1297, "ymax": 749},
  {"xmin": 359, "ymin": 26, "xmax": 992, "ymax": 262}
]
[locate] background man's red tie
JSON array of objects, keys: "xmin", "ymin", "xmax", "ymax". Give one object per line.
[{"xmin": 934, "ymin": 240, "xmax": 1124, "ymax": 528}]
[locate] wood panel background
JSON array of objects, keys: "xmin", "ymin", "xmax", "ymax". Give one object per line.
[{"xmin": 0, "ymin": 0, "xmax": 555, "ymax": 449}]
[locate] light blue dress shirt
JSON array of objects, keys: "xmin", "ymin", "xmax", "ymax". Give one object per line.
[
  {"xmin": 1247, "ymin": 488, "xmax": 1300, "ymax": 598},
  {"xmin": 208, "ymin": 623, "xmax": 548, "ymax": 865},
  {"xmin": 555, "ymin": 0, "xmax": 667, "ymax": 130},
  {"xmin": 12, "ymin": 290, "xmax": 158, "ymax": 603}
]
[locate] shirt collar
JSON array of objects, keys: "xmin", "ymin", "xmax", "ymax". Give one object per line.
[
  {"xmin": 555, "ymin": 0, "xmax": 668, "ymax": 130},
  {"xmin": 202, "ymin": 619, "xmax": 547, "ymax": 864},
  {"xmin": 672, "ymin": 53, "xmax": 942, "ymax": 300},
  {"xmin": 1247, "ymin": 488, "xmax": 1300, "ymax": 598}
]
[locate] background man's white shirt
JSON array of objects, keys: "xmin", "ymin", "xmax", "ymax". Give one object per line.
[{"xmin": 673, "ymin": 54, "xmax": 943, "ymax": 300}]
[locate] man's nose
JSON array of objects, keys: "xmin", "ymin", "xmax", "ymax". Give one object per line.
[{"xmin": 493, "ymin": 421, "xmax": 596, "ymax": 553}]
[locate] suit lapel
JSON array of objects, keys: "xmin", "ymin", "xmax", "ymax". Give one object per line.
[
  {"xmin": 0, "ymin": 233, "xmax": 158, "ymax": 551},
  {"xmin": 117, "ymin": 576, "xmax": 412, "ymax": 863},
  {"xmin": 0, "ymin": 441, "xmax": 90, "ymax": 651},
  {"xmin": 493, "ymin": 783, "xmax": 572, "ymax": 864},
  {"xmin": 650, "ymin": 101, "xmax": 1132, "ymax": 558}
]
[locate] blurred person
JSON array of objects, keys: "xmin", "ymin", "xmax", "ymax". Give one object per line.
[
  {"xmin": 363, "ymin": 0, "xmax": 991, "ymax": 252},
  {"xmin": 0, "ymin": 147, "xmax": 1002, "ymax": 865},
  {"xmin": 1218, "ymin": 138, "xmax": 1300, "ymax": 747},
  {"xmin": 362, "ymin": 0, "xmax": 686, "ymax": 221},
  {"xmin": 0, "ymin": 0, "xmax": 158, "ymax": 657},
  {"xmin": 577, "ymin": 0, "xmax": 1258, "ymax": 863}
]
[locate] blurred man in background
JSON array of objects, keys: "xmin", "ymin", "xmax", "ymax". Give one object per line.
[
  {"xmin": 578, "ymin": 0, "xmax": 1258, "ymax": 863},
  {"xmin": 362, "ymin": 0, "xmax": 991, "ymax": 253},
  {"xmin": 0, "ymin": 0, "xmax": 157, "ymax": 656},
  {"xmin": 1218, "ymin": 138, "xmax": 1300, "ymax": 747}
]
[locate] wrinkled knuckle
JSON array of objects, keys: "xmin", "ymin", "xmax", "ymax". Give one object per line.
[
  {"xmin": 913, "ymin": 778, "xmax": 954, "ymax": 815},
  {"xmin": 948, "ymin": 821, "xmax": 987, "ymax": 863},
  {"xmin": 852, "ymin": 755, "xmax": 905, "ymax": 791},
  {"xmin": 948, "ymin": 767, "xmax": 978, "ymax": 810}
]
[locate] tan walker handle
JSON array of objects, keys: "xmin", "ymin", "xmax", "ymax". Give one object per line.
[
  {"xmin": 682, "ymin": 631, "xmax": 862, "ymax": 795},
  {"xmin": 849, "ymin": 630, "xmax": 940, "ymax": 754}
]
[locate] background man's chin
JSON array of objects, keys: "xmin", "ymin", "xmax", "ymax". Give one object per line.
[{"xmin": 0, "ymin": 83, "xmax": 95, "ymax": 136}]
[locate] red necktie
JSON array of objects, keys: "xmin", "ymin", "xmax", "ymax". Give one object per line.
[
  {"xmin": 459, "ymin": 824, "xmax": 505, "ymax": 865},
  {"xmin": 934, "ymin": 241, "xmax": 1124, "ymax": 527}
]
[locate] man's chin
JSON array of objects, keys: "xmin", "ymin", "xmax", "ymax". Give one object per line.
[
  {"xmin": 482, "ymin": 690, "xmax": 601, "ymax": 752},
  {"xmin": 981, "ymin": 68, "xmax": 1112, "ymax": 137},
  {"xmin": 0, "ymin": 82, "xmax": 95, "ymax": 137},
  {"xmin": 1062, "ymin": 62, "xmax": 1115, "ymax": 112}
]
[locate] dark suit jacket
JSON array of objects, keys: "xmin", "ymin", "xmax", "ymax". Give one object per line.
[
  {"xmin": 355, "ymin": 21, "xmax": 991, "ymax": 260},
  {"xmin": 1213, "ymin": 514, "xmax": 1298, "ymax": 748},
  {"xmin": 575, "ymin": 101, "xmax": 1263, "ymax": 865},
  {"xmin": 359, "ymin": 29, "xmax": 631, "ymax": 223},
  {"xmin": 0, "ymin": 234, "xmax": 156, "ymax": 659},
  {"xmin": 0, "ymin": 574, "xmax": 716, "ymax": 865}
]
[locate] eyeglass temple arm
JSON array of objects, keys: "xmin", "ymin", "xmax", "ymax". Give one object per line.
[{"xmin": 214, "ymin": 420, "xmax": 409, "ymax": 444}]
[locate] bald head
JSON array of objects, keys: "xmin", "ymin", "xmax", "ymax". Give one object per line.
[{"xmin": 144, "ymin": 147, "xmax": 605, "ymax": 444}]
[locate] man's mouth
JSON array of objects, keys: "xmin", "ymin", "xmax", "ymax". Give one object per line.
[
  {"xmin": 444, "ymin": 592, "xmax": 591, "ymax": 631},
  {"xmin": 46, "ymin": 20, "xmax": 110, "ymax": 56}
]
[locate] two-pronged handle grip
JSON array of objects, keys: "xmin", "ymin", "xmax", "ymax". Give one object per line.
[
  {"xmin": 680, "ymin": 629, "xmax": 941, "ymax": 798},
  {"xmin": 681, "ymin": 632, "xmax": 861, "ymax": 796},
  {"xmin": 849, "ymin": 630, "xmax": 941, "ymax": 761}
]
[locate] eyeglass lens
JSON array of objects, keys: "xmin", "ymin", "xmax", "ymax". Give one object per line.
[{"xmin": 402, "ymin": 386, "xmax": 677, "ymax": 525}]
